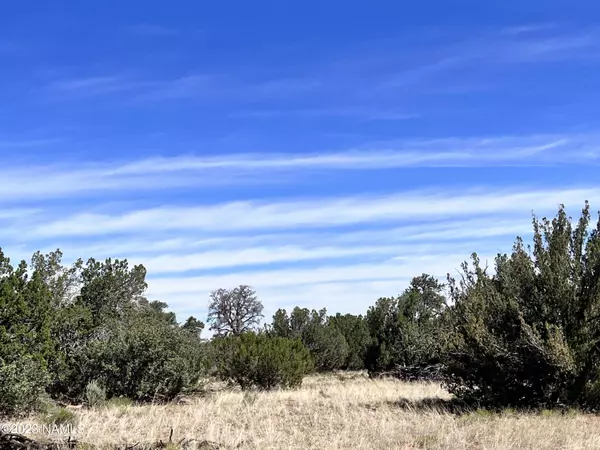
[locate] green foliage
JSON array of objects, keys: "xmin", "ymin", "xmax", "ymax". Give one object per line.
[
  {"xmin": 30, "ymin": 249, "xmax": 82, "ymax": 308},
  {"xmin": 214, "ymin": 332, "xmax": 313, "ymax": 390},
  {"xmin": 0, "ymin": 246, "xmax": 207, "ymax": 415},
  {"xmin": 84, "ymin": 381, "xmax": 106, "ymax": 407},
  {"xmin": 85, "ymin": 307, "xmax": 205, "ymax": 401},
  {"xmin": 46, "ymin": 301, "xmax": 95, "ymax": 400},
  {"xmin": 365, "ymin": 275, "xmax": 448, "ymax": 375},
  {"xmin": 289, "ymin": 306, "xmax": 314, "ymax": 337},
  {"xmin": 270, "ymin": 307, "xmax": 349, "ymax": 372},
  {"xmin": 328, "ymin": 313, "xmax": 371, "ymax": 370},
  {"xmin": 43, "ymin": 256, "xmax": 205, "ymax": 403},
  {"xmin": 0, "ymin": 250, "xmax": 55, "ymax": 416},
  {"xmin": 181, "ymin": 316, "xmax": 205, "ymax": 337},
  {"xmin": 364, "ymin": 297, "xmax": 399, "ymax": 373},
  {"xmin": 445, "ymin": 203, "xmax": 600, "ymax": 408},
  {"xmin": 0, "ymin": 355, "xmax": 50, "ymax": 417},
  {"xmin": 303, "ymin": 321, "xmax": 349, "ymax": 371},
  {"xmin": 271, "ymin": 308, "xmax": 291, "ymax": 338},
  {"xmin": 144, "ymin": 300, "xmax": 178, "ymax": 325},
  {"xmin": 79, "ymin": 257, "xmax": 147, "ymax": 326},
  {"xmin": 0, "ymin": 257, "xmax": 55, "ymax": 363},
  {"xmin": 44, "ymin": 256, "xmax": 151, "ymax": 401}
]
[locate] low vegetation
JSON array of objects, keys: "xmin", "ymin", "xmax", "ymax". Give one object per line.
[{"xmin": 212, "ymin": 332, "xmax": 313, "ymax": 390}]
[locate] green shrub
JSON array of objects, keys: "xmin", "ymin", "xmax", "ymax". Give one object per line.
[
  {"xmin": 214, "ymin": 332, "xmax": 313, "ymax": 390},
  {"xmin": 365, "ymin": 275, "xmax": 448, "ymax": 376},
  {"xmin": 83, "ymin": 309, "xmax": 206, "ymax": 401},
  {"xmin": 84, "ymin": 381, "xmax": 106, "ymax": 407},
  {"xmin": 0, "ymin": 355, "xmax": 50, "ymax": 417},
  {"xmin": 444, "ymin": 203, "xmax": 600, "ymax": 408},
  {"xmin": 46, "ymin": 301, "xmax": 95, "ymax": 401},
  {"xmin": 303, "ymin": 324, "xmax": 349, "ymax": 372},
  {"xmin": 270, "ymin": 307, "xmax": 351, "ymax": 372},
  {"xmin": 328, "ymin": 313, "xmax": 371, "ymax": 370}
]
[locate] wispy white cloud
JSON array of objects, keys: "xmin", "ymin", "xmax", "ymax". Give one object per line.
[
  {"xmin": 128, "ymin": 76, "xmax": 320, "ymax": 103},
  {"xmin": 473, "ymin": 28, "xmax": 600, "ymax": 65},
  {"xmin": 0, "ymin": 175, "xmax": 593, "ymax": 323},
  {"xmin": 138, "ymin": 245, "xmax": 407, "ymax": 274},
  {"xmin": 504, "ymin": 33, "xmax": 600, "ymax": 62},
  {"xmin": 377, "ymin": 27, "xmax": 600, "ymax": 91},
  {"xmin": 43, "ymin": 73, "xmax": 318, "ymax": 103},
  {"xmin": 379, "ymin": 57, "xmax": 465, "ymax": 89},
  {"xmin": 146, "ymin": 257, "xmax": 469, "ymax": 297},
  {"xmin": 38, "ymin": 24, "xmax": 600, "ymax": 110},
  {"xmin": 129, "ymin": 75, "xmax": 219, "ymax": 102},
  {"xmin": 144, "ymin": 252, "xmax": 496, "ymax": 319},
  {"xmin": 0, "ymin": 208, "xmax": 41, "ymax": 220},
  {"xmin": 0, "ymin": 133, "xmax": 598, "ymax": 201},
  {"xmin": 15, "ymin": 186, "xmax": 600, "ymax": 239},
  {"xmin": 501, "ymin": 23, "xmax": 560, "ymax": 36},
  {"xmin": 21, "ymin": 215, "xmax": 527, "ymax": 260}
]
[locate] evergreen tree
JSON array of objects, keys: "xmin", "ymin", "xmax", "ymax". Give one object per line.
[
  {"xmin": 365, "ymin": 275, "xmax": 448, "ymax": 375},
  {"xmin": 329, "ymin": 313, "xmax": 371, "ymax": 370},
  {"xmin": 445, "ymin": 202, "xmax": 600, "ymax": 408}
]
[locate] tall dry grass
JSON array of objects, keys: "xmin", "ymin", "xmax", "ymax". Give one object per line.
[{"xmin": 11, "ymin": 372, "xmax": 600, "ymax": 449}]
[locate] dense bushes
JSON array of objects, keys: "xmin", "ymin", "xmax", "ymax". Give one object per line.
[
  {"xmin": 83, "ymin": 309, "xmax": 206, "ymax": 401},
  {"xmin": 444, "ymin": 203, "xmax": 600, "ymax": 408},
  {"xmin": 212, "ymin": 332, "xmax": 313, "ymax": 390},
  {"xmin": 48, "ymin": 304, "xmax": 206, "ymax": 404},
  {"xmin": 0, "ymin": 250, "xmax": 207, "ymax": 415},
  {"xmin": 364, "ymin": 275, "xmax": 448, "ymax": 375},
  {"xmin": 0, "ymin": 251, "xmax": 54, "ymax": 416},
  {"xmin": 0, "ymin": 355, "xmax": 49, "ymax": 417},
  {"xmin": 270, "ymin": 307, "xmax": 351, "ymax": 371},
  {"xmin": 328, "ymin": 313, "xmax": 371, "ymax": 370},
  {"xmin": 304, "ymin": 323, "xmax": 349, "ymax": 371}
]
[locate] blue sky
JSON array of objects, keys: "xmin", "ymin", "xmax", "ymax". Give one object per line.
[{"xmin": 2, "ymin": 1, "xmax": 600, "ymax": 327}]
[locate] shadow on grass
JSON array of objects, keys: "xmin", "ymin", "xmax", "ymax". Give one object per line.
[
  {"xmin": 378, "ymin": 397, "xmax": 590, "ymax": 418},
  {"xmin": 384, "ymin": 397, "xmax": 475, "ymax": 415}
]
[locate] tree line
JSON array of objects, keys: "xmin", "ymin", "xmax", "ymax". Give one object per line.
[{"xmin": 3, "ymin": 202, "xmax": 600, "ymax": 416}]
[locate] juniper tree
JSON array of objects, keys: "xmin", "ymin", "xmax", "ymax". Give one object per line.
[{"xmin": 445, "ymin": 202, "xmax": 600, "ymax": 408}]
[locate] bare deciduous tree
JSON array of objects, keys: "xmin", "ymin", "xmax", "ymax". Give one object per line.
[{"xmin": 207, "ymin": 285, "xmax": 263, "ymax": 336}]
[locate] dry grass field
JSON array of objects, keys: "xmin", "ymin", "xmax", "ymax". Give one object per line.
[{"xmin": 11, "ymin": 372, "xmax": 600, "ymax": 450}]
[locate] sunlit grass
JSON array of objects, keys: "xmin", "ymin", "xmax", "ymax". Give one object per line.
[{"xmin": 10, "ymin": 372, "xmax": 600, "ymax": 449}]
